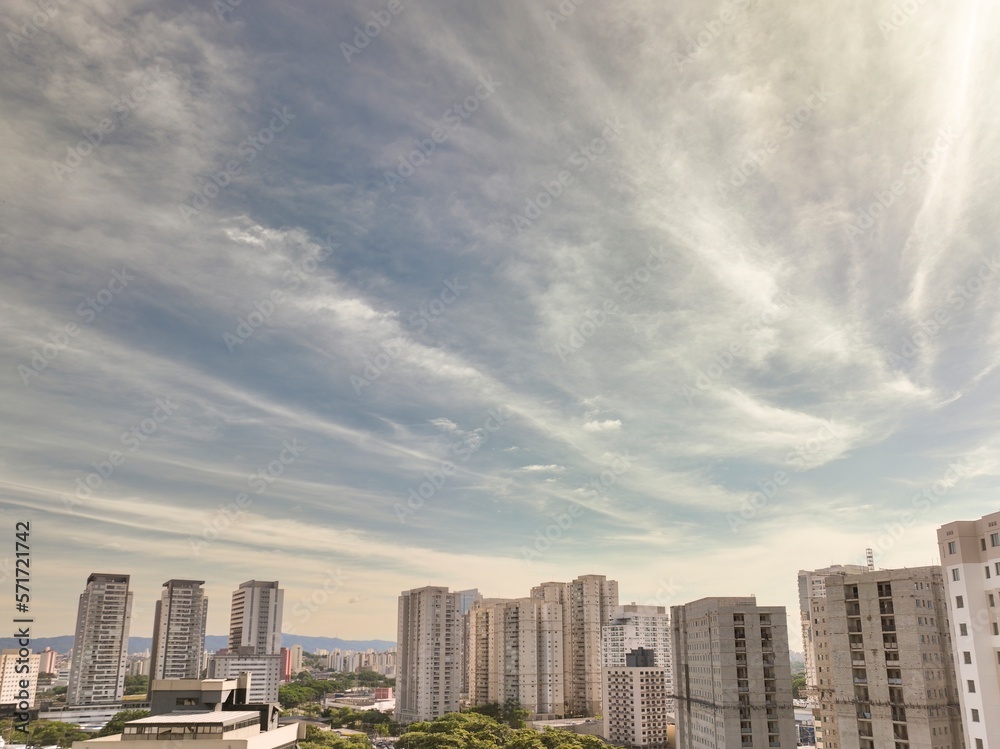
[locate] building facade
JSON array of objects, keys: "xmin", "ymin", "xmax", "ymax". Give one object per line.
[
  {"xmin": 603, "ymin": 648, "xmax": 670, "ymax": 749},
  {"xmin": 0, "ymin": 649, "xmax": 40, "ymax": 706},
  {"xmin": 229, "ymin": 581, "xmax": 283, "ymax": 655},
  {"xmin": 39, "ymin": 647, "xmax": 58, "ymax": 675},
  {"xmin": 68, "ymin": 573, "xmax": 133, "ymax": 706},
  {"xmin": 798, "ymin": 564, "xmax": 869, "ymax": 707},
  {"xmin": 396, "ymin": 586, "xmax": 480, "ymax": 724},
  {"xmin": 938, "ymin": 511, "xmax": 1000, "ymax": 749},
  {"xmin": 672, "ymin": 596, "xmax": 796, "ymax": 749},
  {"xmin": 150, "ymin": 579, "xmax": 209, "ymax": 682},
  {"xmin": 818, "ymin": 566, "xmax": 963, "ymax": 749},
  {"xmin": 468, "ymin": 597, "xmax": 565, "ymax": 719},
  {"xmin": 205, "ymin": 652, "xmax": 282, "ymax": 703},
  {"xmin": 531, "ymin": 574, "xmax": 618, "ymax": 716}
]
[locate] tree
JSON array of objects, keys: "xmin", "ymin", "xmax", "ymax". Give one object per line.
[
  {"xmin": 26, "ymin": 720, "xmax": 91, "ymax": 748},
  {"xmin": 299, "ymin": 724, "xmax": 370, "ymax": 749},
  {"xmin": 467, "ymin": 699, "xmax": 528, "ymax": 729},
  {"xmin": 0, "ymin": 719, "xmax": 29, "ymax": 744},
  {"xmin": 124, "ymin": 674, "xmax": 149, "ymax": 695},
  {"xmin": 791, "ymin": 672, "xmax": 807, "ymax": 699},
  {"xmin": 97, "ymin": 709, "xmax": 152, "ymax": 737}
]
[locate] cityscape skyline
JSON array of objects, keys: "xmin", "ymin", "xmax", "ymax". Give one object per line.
[
  {"xmin": 10, "ymin": 535, "xmax": 969, "ymax": 650},
  {"xmin": 3, "ymin": 0, "xmax": 1000, "ymax": 669}
]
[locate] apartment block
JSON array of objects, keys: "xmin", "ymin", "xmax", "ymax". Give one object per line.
[
  {"xmin": 468, "ymin": 597, "xmax": 565, "ymax": 718},
  {"xmin": 672, "ymin": 596, "xmax": 796, "ymax": 749},
  {"xmin": 396, "ymin": 586, "xmax": 480, "ymax": 724},
  {"xmin": 603, "ymin": 647, "xmax": 671, "ymax": 748},
  {"xmin": 938, "ymin": 511, "xmax": 1000, "ymax": 749},
  {"xmin": 798, "ymin": 564, "xmax": 868, "ymax": 707},
  {"xmin": 39, "ymin": 647, "xmax": 58, "ymax": 676},
  {"xmin": 205, "ymin": 652, "xmax": 281, "ymax": 703},
  {"xmin": 0, "ymin": 649, "xmax": 40, "ymax": 706},
  {"xmin": 150, "ymin": 580, "xmax": 209, "ymax": 682},
  {"xmin": 819, "ymin": 567, "xmax": 962, "ymax": 749},
  {"xmin": 531, "ymin": 574, "xmax": 618, "ymax": 716},
  {"xmin": 68, "ymin": 573, "xmax": 133, "ymax": 706},
  {"xmin": 602, "ymin": 604, "xmax": 673, "ymax": 715},
  {"xmin": 229, "ymin": 581, "xmax": 283, "ymax": 655}
]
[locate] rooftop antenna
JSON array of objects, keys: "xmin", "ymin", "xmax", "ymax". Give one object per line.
[{"xmin": 866, "ymin": 548, "xmax": 874, "ymax": 572}]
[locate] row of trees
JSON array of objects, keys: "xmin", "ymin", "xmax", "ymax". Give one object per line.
[{"xmin": 397, "ymin": 713, "xmax": 606, "ymax": 749}]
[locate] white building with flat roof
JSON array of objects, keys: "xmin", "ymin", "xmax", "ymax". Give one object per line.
[
  {"xmin": 71, "ymin": 710, "xmax": 301, "ymax": 749},
  {"xmin": 938, "ymin": 510, "xmax": 1000, "ymax": 749}
]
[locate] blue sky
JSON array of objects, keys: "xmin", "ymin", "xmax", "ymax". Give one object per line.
[{"xmin": 2, "ymin": 0, "xmax": 999, "ymax": 648}]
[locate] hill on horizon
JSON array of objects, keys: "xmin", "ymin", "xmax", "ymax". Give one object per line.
[{"xmin": 1, "ymin": 634, "xmax": 395, "ymax": 655}]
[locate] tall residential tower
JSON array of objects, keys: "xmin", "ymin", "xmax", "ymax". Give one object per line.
[
  {"xmin": 396, "ymin": 586, "xmax": 480, "ymax": 724},
  {"xmin": 672, "ymin": 596, "xmax": 796, "ymax": 749},
  {"xmin": 149, "ymin": 579, "xmax": 209, "ymax": 682},
  {"xmin": 67, "ymin": 573, "xmax": 133, "ymax": 705},
  {"xmin": 938, "ymin": 510, "xmax": 1000, "ymax": 749}
]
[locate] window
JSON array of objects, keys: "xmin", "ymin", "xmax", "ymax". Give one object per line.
[
  {"xmin": 949, "ymin": 541, "xmax": 957, "ymax": 554},
  {"xmin": 953, "ymin": 569, "xmax": 961, "ymax": 581},
  {"xmin": 968, "ymin": 679, "xmax": 976, "ymax": 693},
  {"xmin": 992, "ymin": 532, "xmax": 1000, "ymax": 547},
  {"xmin": 960, "ymin": 623, "xmax": 968, "ymax": 636},
  {"xmin": 972, "ymin": 708, "xmax": 980, "ymax": 722},
  {"xmin": 982, "ymin": 539, "xmax": 988, "ymax": 551},
  {"xmin": 964, "ymin": 651, "xmax": 972, "ymax": 664},
  {"xmin": 957, "ymin": 596, "xmax": 965, "ymax": 608}
]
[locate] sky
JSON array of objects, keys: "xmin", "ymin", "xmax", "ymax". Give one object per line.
[{"xmin": 1, "ymin": 0, "xmax": 999, "ymax": 651}]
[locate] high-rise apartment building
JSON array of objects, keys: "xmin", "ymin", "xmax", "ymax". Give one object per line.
[
  {"xmin": 39, "ymin": 647, "xmax": 58, "ymax": 675},
  {"xmin": 67, "ymin": 573, "xmax": 133, "ymax": 705},
  {"xmin": 0, "ymin": 649, "xmax": 40, "ymax": 705},
  {"xmin": 289, "ymin": 644, "xmax": 303, "ymax": 674},
  {"xmin": 798, "ymin": 564, "xmax": 868, "ymax": 706},
  {"xmin": 818, "ymin": 566, "xmax": 962, "ymax": 749},
  {"xmin": 229, "ymin": 580, "xmax": 283, "ymax": 655},
  {"xmin": 603, "ymin": 648, "xmax": 671, "ymax": 748},
  {"xmin": 149, "ymin": 580, "xmax": 208, "ymax": 683},
  {"xmin": 601, "ymin": 603, "xmax": 674, "ymax": 733},
  {"xmin": 938, "ymin": 511, "xmax": 1000, "ymax": 749},
  {"xmin": 396, "ymin": 586, "xmax": 480, "ymax": 724},
  {"xmin": 531, "ymin": 574, "xmax": 618, "ymax": 716},
  {"xmin": 468, "ymin": 597, "xmax": 565, "ymax": 718},
  {"xmin": 672, "ymin": 596, "xmax": 796, "ymax": 749}
]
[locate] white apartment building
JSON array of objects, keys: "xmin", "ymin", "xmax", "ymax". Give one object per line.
[
  {"xmin": 396, "ymin": 586, "xmax": 480, "ymax": 724},
  {"xmin": 601, "ymin": 604, "xmax": 674, "ymax": 745},
  {"xmin": 938, "ymin": 510, "xmax": 1000, "ymax": 749},
  {"xmin": 468, "ymin": 597, "xmax": 565, "ymax": 718},
  {"xmin": 672, "ymin": 596, "xmax": 796, "ymax": 749},
  {"xmin": 150, "ymin": 580, "xmax": 209, "ymax": 682},
  {"xmin": 531, "ymin": 574, "xmax": 619, "ymax": 717},
  {"xmin": 205, "ymin": 652, "xmax": 281, "ymax": 703},
  {"xmin": 603, "ymin": 651, "xmax": 671, "ymax": 749},
  {"xmin": 818, "ymin": 566, "xmax": 962, "ymax": 749},
  {"xmin": 68, "ymin": 573, "xmax": 133, "ymax": 706},
  {"xmin": 229, "ymin": 581, "xmax": 283, "ymax": 655},
  {"xmin": 0, "ymin": 649, "xmax": 40, "ymax": 705},
  {"xmin": 289, "ymin": 645, "xmax": 302, "ymax": 674}
]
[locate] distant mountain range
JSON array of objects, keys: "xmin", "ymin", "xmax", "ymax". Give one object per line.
[{"xmin": 0, "ymin": 634, "xmax": 395, "ymax": 655}]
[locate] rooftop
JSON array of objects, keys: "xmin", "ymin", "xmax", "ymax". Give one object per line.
[{"xmin": 127, "ymin": 711, "xmax": 260, "ymax": 725}]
